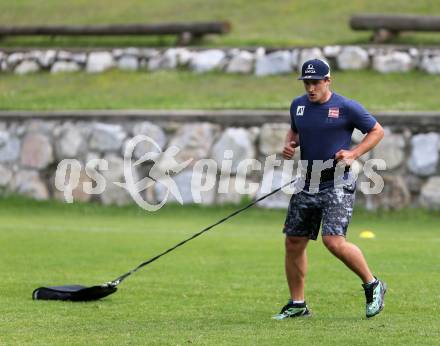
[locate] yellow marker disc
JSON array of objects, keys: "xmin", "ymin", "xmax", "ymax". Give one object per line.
[{"xmin": 359, "ymin": 230, "xmax": 376, "ymax": 239}]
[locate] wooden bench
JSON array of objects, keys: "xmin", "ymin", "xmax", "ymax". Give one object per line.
[
  {"xmin": 0, "ymin": 22, "xmax": 231, "ymax": 45},
  {"xmin": 350, "ymin": 14, "xmax": 440, "ymax": 43}
]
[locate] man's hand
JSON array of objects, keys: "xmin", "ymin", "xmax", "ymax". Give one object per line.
[
  {"xmin": 283, "ymin": 141, "xmax": 297, "ymax": 159},
  {"xmin": 335, "ymin": 149, "xmax": 358, "ymax": 166}
]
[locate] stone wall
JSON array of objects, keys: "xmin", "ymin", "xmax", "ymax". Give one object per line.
[
  {"xmin": 2, "ymin": 45, "xmax": 440, "ymax": 75},
  {"xmin": 0, "ymin": 111, "xmax": 439, "ymax": 210}
]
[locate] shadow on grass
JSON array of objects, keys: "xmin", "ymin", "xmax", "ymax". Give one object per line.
[{"xmin": 1, "ymin": 193, "xmax": 439, "ymax": 221}]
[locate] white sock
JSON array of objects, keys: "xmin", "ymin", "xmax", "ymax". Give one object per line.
[
  {"xmin": 366, "ymin": 278, "xmax": 377, "ymax": 285},
  {"xmin": 292, "ymin": 300, "xmax": 304, "ymax": 304}
]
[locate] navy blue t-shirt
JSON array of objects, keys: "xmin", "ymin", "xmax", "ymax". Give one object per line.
[{"xmin": 290, "ymin": 92, "xmax": 377, "ymax": 190}]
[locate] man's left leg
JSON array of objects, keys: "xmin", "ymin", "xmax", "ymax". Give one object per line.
[
  {"xmin": 322, "ymin": 235, "xmax": 373, "ymax": 283},
  {"xmin": 320, "ymin": 184, "xmax": 386, "ymax": 318}
]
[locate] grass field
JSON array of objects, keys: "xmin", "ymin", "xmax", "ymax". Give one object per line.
[
  {"xmin": 1, "ymin": 69, "xmax": 440, "ymax": 111},
  {"xmin": 1, "ymin": 197, "xmax": 439, "ymax": 345},
  {"xmin": 1, "ymin": 0, "xmax": 440, "ymax": 47}
]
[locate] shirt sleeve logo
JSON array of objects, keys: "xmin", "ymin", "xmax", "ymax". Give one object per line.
[
  {"xmin": 328, "ymin": 107, "xmax": 339, "ymax": 118},
  {"xmin": 296, "ymin": 105, "xmax": 305, "ymax": 116}
]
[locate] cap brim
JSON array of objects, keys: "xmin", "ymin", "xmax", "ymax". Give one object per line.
[{"xmin": 298, "ymin": 75, "xmax": 327, "ymax": 80}]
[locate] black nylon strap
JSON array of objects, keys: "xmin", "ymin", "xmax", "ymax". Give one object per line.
[{"xmin": 108, "ymin": 178, "xmax": 296, "ymax": 287}]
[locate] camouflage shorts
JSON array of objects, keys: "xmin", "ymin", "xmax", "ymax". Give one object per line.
[{"xmin": 283, "ymin": 182, "xmax": 356, "ymax": 240}]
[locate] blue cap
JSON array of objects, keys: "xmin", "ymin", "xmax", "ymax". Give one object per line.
[{"xmin": 298, "ymin": 59, "xmax": 330, "ymax": 80}]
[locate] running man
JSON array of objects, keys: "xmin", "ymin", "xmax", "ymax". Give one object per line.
[{"xmin": 273, "ymin": 59, "xmax": 386, "ymax": 320}]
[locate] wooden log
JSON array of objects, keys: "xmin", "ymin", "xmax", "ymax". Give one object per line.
[
  {"xmin": 0, "ymin": 22, "xmax": 231, "ymax": 36},
  {"xmin": 372, "ymin": 29, "xmax": 399, "ymax": 43},
  {"xmin": 350, "ymin": 14, "xmax": 440, "ymax": 32}
]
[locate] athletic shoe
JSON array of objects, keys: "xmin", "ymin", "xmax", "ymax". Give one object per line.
[
  {"xmin": 362, "ymin": 278, "xmax": 387, "ymax": 318},
  {"xmin": 272, "ymin": 300, "xmax": 311, "ymax": 320}
]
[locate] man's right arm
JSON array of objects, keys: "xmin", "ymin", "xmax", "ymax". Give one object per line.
[{"xmin": 282, "ymin": 128, "xmax": 299, "ymax": 159}]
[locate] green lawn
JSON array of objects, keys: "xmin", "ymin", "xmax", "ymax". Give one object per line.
[
  {"xmin": 1, "ymin": 197, "xmax": 439, "ymax": 345},
  {"xmin": 0, "ymin": 69, "xmax": 438, "ymax": 111},
  {"xmin": 1, "ymin": 0, "xmax": 440, "ymax": 47}
]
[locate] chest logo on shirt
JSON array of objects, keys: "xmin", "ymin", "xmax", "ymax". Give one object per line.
[
  {"xmin": 328, "ymin": 107, "xmax": 339, "ymax": 118},
  {"xmin": 296, "ymin": 106, "xmax": 305, "ymax": 116}
]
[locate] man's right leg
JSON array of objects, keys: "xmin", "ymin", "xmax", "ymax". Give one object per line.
[
  {"xmin": 273, "ymin": 236, "xmax": 311, "ymax": 320},
  {"xmin": 285, "ymin": 236, "xmax": 309, "ymax": 301},
  {"xmin": 274, "ymin": 191, "xmax": 320, "ymax": 319}
]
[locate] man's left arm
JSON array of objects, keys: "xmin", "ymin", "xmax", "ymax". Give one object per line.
[{"xmin": 335, "ymin": 122, "xmax": 384, "ymax": 164}]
